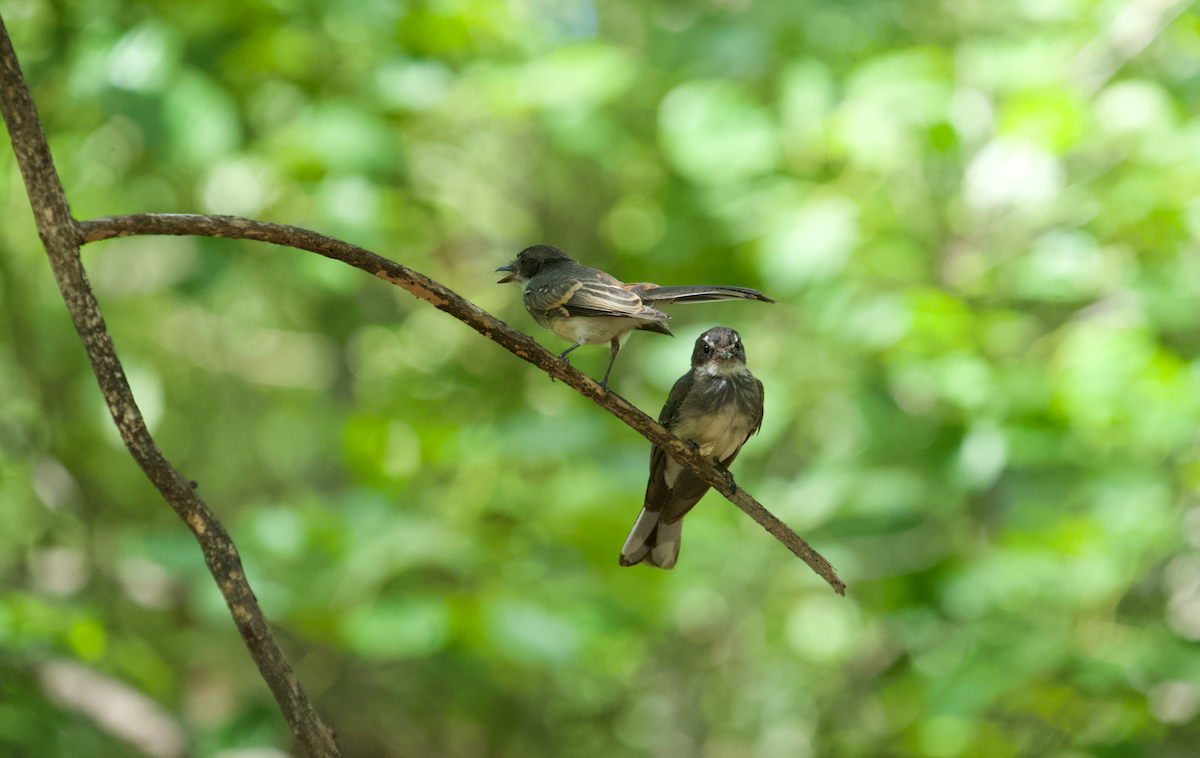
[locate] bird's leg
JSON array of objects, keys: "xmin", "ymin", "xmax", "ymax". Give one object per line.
[
  {"xmin": 715, "ymin": 462, "xmax": 737, "ymax": 494},
  {"xmin": 551, "ymin": 343, "xmax": 583, "ymax": 383},
  {"xmin": 598, "ymin": 338, "xmax": 621, "ymax": 391},
  {"xmin": 556, "ymin": 343, "xmax": 582, "ymax": 364}
]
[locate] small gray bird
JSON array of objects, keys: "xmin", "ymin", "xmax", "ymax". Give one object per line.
[
  {"xmin": 620, "ymin": 327, "xmax": 764, "ymax": 569},
  {"xmin": 497, "ymin": 245, "xmax": 773, "ymax": 388}
]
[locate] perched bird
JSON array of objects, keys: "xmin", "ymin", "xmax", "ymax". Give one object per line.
[
  {"xmin": 620, "ymin": 327, "xmax": 764, "ymax": 570},
  {"xmin": 497, "ymin": 245, "xmax": 773, "ymax": 388}
]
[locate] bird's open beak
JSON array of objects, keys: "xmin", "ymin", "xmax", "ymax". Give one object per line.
[{"xmin": 496, "ymin": 264, "xmax": 515, "ymax": 284}]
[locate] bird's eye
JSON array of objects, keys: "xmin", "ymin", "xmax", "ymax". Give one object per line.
[{"xmin": 703, "ymin": 344, "xmax": 712, "ymax": 354}]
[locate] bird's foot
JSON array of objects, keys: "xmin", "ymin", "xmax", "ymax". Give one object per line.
[
  {"xmin": 683, "ymin": 439, "xmax": 699, "ymax": 453},
  {"xmin": 548, "ymin": 352, "xmax": 572, "ymax": 383},
  {"xmin": 549, "ymin": 352, "xmax": 573, "ymax": 381},
  {"xmin": 716, "ymin": 464, "xmax": 737, "ymax": 494}
]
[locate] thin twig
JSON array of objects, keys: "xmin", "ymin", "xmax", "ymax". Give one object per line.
[
  {"xmin": 78, "ymin": 213, "xmax": 846, "ymax": 595},
  {"xmin": 0, "ymin": 18, "xmax": 341, "ymax": 758}
]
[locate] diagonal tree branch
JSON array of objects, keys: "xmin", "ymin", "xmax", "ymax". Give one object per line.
[
  {"xmin": 77, "ymin": 213, "xmax": 846, "ymax": 596},
  {"xmin": 0, "ymin": 17, "xmax": 341, "ymax": 758}
]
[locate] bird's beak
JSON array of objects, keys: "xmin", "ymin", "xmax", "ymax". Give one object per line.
[
  {"xmin": 496, "ymin": 263, "xmax": 515, "ymax": 284},
  {"xmin": 719, "ymin": 350, "xmax": 733, "ymax": 360}
]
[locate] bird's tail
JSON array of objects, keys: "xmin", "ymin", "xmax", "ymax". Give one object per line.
[
  {"xmin": 632, "ymin": 284, "xmax": 775, "ymax": 305},
  {"xmin": 619, "ymin": 508, "xmax": 682, "ymax": 570}
]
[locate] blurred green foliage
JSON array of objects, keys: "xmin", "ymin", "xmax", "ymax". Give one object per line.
[{"xmin": 3, "ymin": 0, "xmax": 1200, "ymax": 756}]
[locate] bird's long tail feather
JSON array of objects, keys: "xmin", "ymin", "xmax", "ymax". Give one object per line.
[
  {"xmin": 648, "ymin": 521, "xmax": 682, "ymax": 569},
  {"xmin": 619, "ymin": 508, "xmax": 658, "ymax": 567},
  {"xmin": 633, "ymin": 284, "xmax": 775, "ymax": 305},
  {"xmin": 619, "ymin": 509, "xmax": 682, "ymax": 570}
]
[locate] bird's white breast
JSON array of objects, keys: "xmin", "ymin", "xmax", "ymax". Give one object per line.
[
  {"xmin": 663, "ymin": 403, "xmax": 752, "ymax": 487},
  {"xmin": 546, "ymin": 315, "xmax": 637, "ymax": 346}
]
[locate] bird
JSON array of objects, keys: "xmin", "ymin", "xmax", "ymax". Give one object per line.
[
  {"xmin": 620, "ymin": 326, "xmax": 764, "ymax": 569},
  {"xmin": 497, "ymin": 245, "xmax": 773, "ymax": 389}
]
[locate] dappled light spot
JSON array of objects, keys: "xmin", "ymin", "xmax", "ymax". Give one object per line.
[
  {"xmin": 659, "ymin": 79, "xmax": 778, "ymax": 185},
  {"xmin": 377, "ymin": 59, "xmax": 455, "ymax": 112},
  {"xmin": 758, "ymin": 195, "xmax": 859, "ymax": 289},
  {"xmin": 756, "ymin": 726, "xmax": 813, "ymax": 758},
  {"xmin": 956, "ymin": 424, "xmax": 1009, "ymax": 489},
  {"xmin": 117, "ymin": 557, "xmax": 173, "ymax": 609},
  {"xmin": 30, "ymin": 456, "xmax": 78, "ymax": 512},
  {"xmin": 919, "ymin": 716, "xmax": 975, "ymax": 758},
  {"xmin": 319, "ymin": 175, "xmax": 379, "ymax": 227},
  {"xmin": 518, "ymin": 43, "xmax": 635, "ymax": 113},
  {"xmin": 39, "ymin": 660, "xmax": 184, "ymax": 758},
  {"xmin": 91, "ymin": 236, "xmax": 197, "ymax": 296},
  {"xmin": 965, "ymin": 139, "xmax": 1063, "ymax": 214},
  {"xmin": 1147, "ymin": 680, "xmax": 1200, "ymax": 724},
  {"xmin": 202, "ymin": 160, "xmax": 271, "ymax": 217},
  {"xmin": 107, "ymin": 24, "xmax": 174, "ymax": 92},
  {"xmin": 29, "ymin": 547, "xmax": 87, "ymax": 596},
  {"xmin": 486, "ymin": 600, "xmax": 581, "ymax": 664},
  {"xmin": 342, "ymin": 597, "xmax": 450, "ymax": 659},
  {"xmin": 786, "ymin": 595, "xmax": 861, "ymax": 662},
  {"xmin": 158, "ymin": 306, "xmax": 337, "ymax": 389}
]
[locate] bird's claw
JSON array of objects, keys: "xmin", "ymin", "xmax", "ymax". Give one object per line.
[
  {"xmin": 717, "ymin": 464, "xmax": 737, "ymax": 493},
  {"xmin": 549, "ymin": 353, "xmax": 571, "ymax": 383}
]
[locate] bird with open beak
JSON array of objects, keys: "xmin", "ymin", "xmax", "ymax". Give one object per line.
[
  {"xmin": 620, "ymin": 326, "xmax": 764, "ymax": 569},
  {"xmin": 497, "ymin": 245, "xmax": 773, "ymax": 389}
]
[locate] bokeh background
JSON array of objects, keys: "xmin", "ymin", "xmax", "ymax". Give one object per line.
[{"xmin": 4, "ymin": 0, "xmax": 1200, "ymax": 756}]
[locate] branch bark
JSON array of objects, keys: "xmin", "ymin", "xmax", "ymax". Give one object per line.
[
  {"xmin": 0, "ymin": 17, "xmax": 341, "ymax": 758},
  {"xmin": 78, "ymin": 214, "xmax": 846, "ymax": 596}
]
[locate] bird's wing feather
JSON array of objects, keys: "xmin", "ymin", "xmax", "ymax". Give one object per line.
[
  {"xmin": 525, "ymin": 273, "xmax": 665, "ymax": 321},
  {"xmin": 658, "ymin": 373, "xmax": 693, "ymax": 426},
  {"xmin": 523, "ymin": 274, "xmax": 586, "ymax": 319},
  {"xmin": 643, "ymin": 445, "xmax": 671, "ymax": 511},
  {"xmin": 751, "ymin": 377, "xmax": 765, "ymax": 436},
  {"xmin": 650, "ymin": 370, "xmax": 712, "ymax": 524},
  {"xmin": 658, "ymin": 476, "xmax": 709, "ymax": 524},
  {"xmin": 564, "ymin": 277, "xmax": 667, "ymax": 321}
]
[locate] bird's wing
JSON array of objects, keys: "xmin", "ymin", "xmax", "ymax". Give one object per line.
[
  {"xmin": 658, "ymin": 371, "xmax": 693, "ymax": 427},
  {"xmin": 640, "ymin": 372, "xmax": 693, "ymax": 515},
  {"xmin": 657, "ymin": 472, "xmax": 710, "ymax": 524},
  {"xmin": 523, "ymin": 273, "xmax": 587, "ymax": 320},
  {"xmin": 751, "ymin": 377, "xmax": 765, "ymax": 437},
  {"xmin": 565, "ymin": 276, "xmax": 668, "ymax": 321},
  {"xmin": 524, "ymin": 265, "xmax": 667, "ymax": 322},
  {"xmin": 650, "ymin": 370, "xmax": 712, "ymax": 524}
]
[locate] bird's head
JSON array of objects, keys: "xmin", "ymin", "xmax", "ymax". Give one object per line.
[
  {"xmin": 692, "ymin": 327, "xmax": 748, "ymax": 377},
  {"xmin": 496, "ymin": 245, "xmax": 573, "ymax": 284}
]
